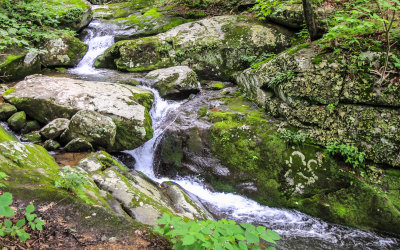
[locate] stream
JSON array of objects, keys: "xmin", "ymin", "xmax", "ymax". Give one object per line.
[{"xmin": 68, "ymin": 19, "xmax": 400, "ymax": 250}]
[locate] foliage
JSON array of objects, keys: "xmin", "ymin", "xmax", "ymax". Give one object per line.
[
  {"xmin": 327, "ymin": 103, "xmax": 335, "ymax": 113},
  {"xmin": 55, "ymin": 168, "xmax": 87, "ymax": 192},
  {"xmin": 0, "ymin": 0, "xmax": 74, "ymax": 52},
  {"xmin": 326, "ymin": 142, "xmax": 366, "ymax": 168},
  {"xmin": 0, "ymin": 192, "xmax": 45, "ymax": 242},
  {"xmin": 154, "ymin": 213, "xmax": 280, "ymax": 250},
  {"xmin": 267, "ymin": 70, "xmax": 295, "ymax": 88},
  {"xmin": 0, "ymin": 171, "xmax": 9, "ymax": 188},
  {"xmin": 253, "ymin": 0, "xmax": 282, "ymax": 19},
  {"xmin": 279, "ymin": 129, "xmax": 307, "ymax": 145}
]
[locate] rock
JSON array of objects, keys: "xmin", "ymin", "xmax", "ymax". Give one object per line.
[
  {"xmin": 40, "ymin": 33, "xmax": 88, "ymax": 67},
  {"xmin": 44, "ymin": 139, "xmax": 61, "ymax": 151},
  {"xmin": 235, "ymin": 45, "xmax": 400, "ymax": 167},
  {"xmin": 3, "ymin": 75, "xmax": 154, "ymax": 151},
  {"xmin": 21, "ymin": 120, "xmax": 41, "ymax": 134},
  {"xmin": 0, "ymin": 52, "xmax": 41, "ymax": 81},
  {"xmin": 65, "ymin": 138, "xmax": 94, "ymax": 152},
  {"xmin": 145, "ymin": 66, "xmax": 200, "ymax": 99},
  {"xmin": 61, "ymin": 110, "xmax": 117, "ymax": 150},
  {"xmin": 77, "ymin": 151, "xmax": 213, "ymax": 225},
  {"xmin": 7, "ymin": 111, "xmax": 26, "ymax": 131},
  {"xmin": 50, "ymin": 0, "xmax": 93, "ymax": 31},
  {"xmin": 0, "ymin": 103, "xmax": 17, "ymax": 121},
  {"xmin": 0, "ymin": 124, "xmax": 18, "ymax": 142},
  {"xmin": 40, "ymin": 118, "xmax": 70, "ymax": 140},
  {"xmin": 268, "ymin": 3, "xmax": 332, "ymax": 31},
  {"xmin": 95, "ymin": 15, "xmax": 293, "ymax": 81},
  {"xmin": 93, "ymin": 4, "xmax": 188, "ymax": 40},
  {"xmin": 112, "ymin": 152, "xmax": 136, "ymax": 168},
  {"xmin": 23, "ymin": 131, "xmax": 42, "ymax": 142},
  {"xmin": 153, "ymin": 87, "xmax": 400, "ymax": 234}
]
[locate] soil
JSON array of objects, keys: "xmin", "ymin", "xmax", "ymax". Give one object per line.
[
  {"xmin": 53, "ymin": 152, "xmax": 90, "ymax": 167},
  {"xmin": 0, "ymin": 197, "xmax": 170, "ymax": 249}
]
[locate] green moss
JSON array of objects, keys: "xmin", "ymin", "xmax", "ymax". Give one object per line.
[
  {"xmin": 211, "ymin": 82, "xmax": 224, "ymax": 90},
  {"xmin": 286, "ymin": 43, "xmax": 310, "ymax": 55},
  {"xmin": 130, "ymin": 92, "xmax": 154, "ymax": 110},
  {"xmin": 197, "ymin": 106, "xmax": 208, "ymax": 117},
  {"xmin": 312, "ymin": 54, "xmax": 323, "ymax": 64},
  {"xmin": 143, "ymin": 8, "xmax": 162, "ymax": 18},
  {"xmin": 0, "ymin": 124, "xmax": 17, "ymax": 142}
]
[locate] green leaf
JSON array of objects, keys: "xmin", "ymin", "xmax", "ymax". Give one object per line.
[
  {"xmin": 0, "ymin": 192, "xmax": 13, "ymax": 206},
  {"xmin": 245, "ymin": 230, "xmax": 259, "ymax": 244},
  {"xmin": 4, "ymin": 219, "xmax": 12, "ymax": 228},
  {"xmin": 238, "ymin": 241, "xmax": 248, "ymax": 250},
  {"xmin": 16, "ymin": 219, "xmax": 25, "ymax": 228},
  {"xmin": 182, "ymin": 234, "xmax": 195, "ymax": 246},
  {"xmin": 25, "ymin": 204, "xmax": 35, "ymax": 214},
  {"xmin": 0, "ymin": 206, "xmax": 14, "ymax": 217}
]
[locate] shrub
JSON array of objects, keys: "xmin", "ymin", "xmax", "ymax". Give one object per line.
[
  {"xmin": 326, "ymin": 142, "xmax": 366, "ymax": 168},
  {"xmin": 55, "ymin": 168, "xmax": 87, "ymax": 192}
]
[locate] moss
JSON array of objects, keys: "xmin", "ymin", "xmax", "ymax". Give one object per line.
[
  {"xmin": 130, "ymin": 92, "xmax": 154, "ymax": 110},
  {"xmin": 211, "ymin": 82, "xmax": 224, "ymax": 90},
  {"xmin": 96, "ymin": 151, "xmax": 129, "ymax": 172},
  {"xmin": 143, "ymin": 8, "xmax": 162, "ymax": 18},
  {"xmin": 286, "ymin": 43, "xmax": 310, "ymax": 55},
  {"xmin": 197, "ymin": 106, "xmax": 208, "ymax": 117},
  {"xmin": 312, "ymin": 54, "xmax": 323, "ymax": 64},
  {"xmin": 0, "ymin": 124, "xmax": 17, "ymax": 142}
]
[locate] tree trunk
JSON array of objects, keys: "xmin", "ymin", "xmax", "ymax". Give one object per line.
[{"xmin": 302, "ymin": 0, "xmax": 321, "ymax": 41}]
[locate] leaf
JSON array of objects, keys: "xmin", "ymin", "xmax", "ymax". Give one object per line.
[
  {"xmin": 4, "ymin": 219, "xmax": 12, "ymax": 228},
  {"xmin": 245, "ymin": 230, "xmax": 259, "ymax": 244},
  {"xmin": 17, "ymin": 230, "xmax": 30, "ymax": 242},
  {"xmin": 238, "ymin": 241, "xmax": 248, "ymax": 250},
  {"xmin": 0, "ymin": 206, "xmax": 14, "ymax": 217},
  {"xmin": 16, "ymin": 219, "xmax": 25, "ymax": 228},
  {"xmin": 182, "ymin": 234, "xmax": 195, "ymax": 246},
  {"xmin": 26, "ymin": 203, "xmax": 35, "ymax": 214},
  {"xmin": 0, "ymin": 192, "xmax": 13, "ymax": 206}
]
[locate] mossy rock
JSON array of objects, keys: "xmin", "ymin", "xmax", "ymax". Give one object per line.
[
  {"xmin": 0, "ymin": 124, "xmax": 18, "ymax": 142},
  {"xmin": 0, "ymin": 52, "xmax": 41, "ymax": 81},
  {"xmin": 95, "ymin": 15, "xmax": 293, "ymax": 81},
  {"xmin": 0, "ymin": 103, "xmax": 17, "ymax": 121},
  {"xmin": 7, "ymin": 111, "xmax": 26, "ymax": 131}
]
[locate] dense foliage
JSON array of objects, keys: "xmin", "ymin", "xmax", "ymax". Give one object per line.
[{"xmin": 154, "ymin": 213, "xmax": 280, "ymax": 250}]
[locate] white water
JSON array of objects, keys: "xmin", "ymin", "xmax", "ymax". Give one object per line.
[{"xmin": 69, "ymin": 19, "xmax": 400, "ymax": 249}]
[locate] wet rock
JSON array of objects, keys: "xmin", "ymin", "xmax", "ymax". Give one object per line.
[
  {"xmin": 78, "ymin": 151, "xmax": 213, "ymax": 225},
  {"xmin": 40, "ymin": 118, "xmax": 70, "ymax": 140},
  {"xmin": 96, "ymin": 15, "xmax": 293, "ymax": 81},
  {"xmin": 40, "ymin": 33, "xmax": 88, "ymax": 67},
  {"xmin": 44, "ymin": 139, "xmax": 61, "ymax": 151},
  {"xmin": 61, "ymin": 110, "xmax": 116, "ymax": 150},
  {"xmin": 145, "ymin": 66, "xmax": 200, "ymax": 99},
  {"xmin": 112, "ymin": 152, "xmax": 136, "ymax": 168},
  {"xmin": 0, "ymin": 103, "xmax": 17, "ymax": 121},
  {"xmin": 21, "ymin": 120, "xmax": 41, "ymax": 134},
  {"xmin": 7, "ymin": 111, "xmax": 26, "ymax": 131},
  {"xmin": 65, "ymin": 138, "xmax": 94, "ymax": 152},
  {"xmin": 3, "ymin": 75, "xmax": 154, "ymax": 151}
]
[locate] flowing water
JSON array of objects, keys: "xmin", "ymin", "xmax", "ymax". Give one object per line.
[{"xmin": 69, "ymin": 19, "xmax": 400, "ymax": 250}]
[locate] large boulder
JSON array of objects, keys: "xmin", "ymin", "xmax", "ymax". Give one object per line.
[
  {"xmin": 3, "ymin": 75, "xmax": 154, "ymax": 151},
  {"xmin": 0, "ymin": 52, "xmax": 41, "ymax": 81},
  {"xmin": 153, "ymin": 87, "xmax": 400, "ymax": 234},
  {"xmin": 235, "ymin": 46, "xmax": 400, "ymax": 168},
  {"xmin": 95, "ymin": 15, "xmax": 293, "ymax": 80},
  {"xmin": 145, "ymin": 66, "xmax": 200, "ymax": 99},
  {"xmin": 77, "ymin": 151, "xmax": 213, "ymax": 225},
  {"xmin": 40, "ymin": 33, "xmax": 88, "ymax": 67},
  {"xmin": 93, "ymin": 4, "xmax": 188, "ymax": 40}
]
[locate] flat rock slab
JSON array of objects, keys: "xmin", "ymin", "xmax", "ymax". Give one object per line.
[{"xmin": 3, "ymin": 75, "xmax": 154, "ymax": 151}]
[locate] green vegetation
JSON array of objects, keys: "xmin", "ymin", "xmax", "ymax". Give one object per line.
[
  {"xmin": 326, "ymin": 142, "xmax": 366, "ymax": 168},
  {"xmin": 267, "ymin": 70, "xmax": 295, "ymax": 88},
  {"xmin": 154, "ymin": 213, "xmax": 280, "ymax": 250},
  {"xmin": 279, "ymin": 129, "xmax": 307, "ymax": 145},
  {"xmin": 55, "ymin": 168, "xmax": 88, "ymax": 192}
]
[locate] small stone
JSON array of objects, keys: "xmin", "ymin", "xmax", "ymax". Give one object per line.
[
  {"xmin": 7, "ymin": 111, "xmax": 26, "ymax": 131},
  {"xmin": 101, "ymin": 235, "xmax": 107, "ymax": 241},
  {"xmin": 40, "ymin": 118, "xmax": 70, "ymax": 140},
  {"xmin": 21, "ymin": 120, "xmax": 41, "ymax": 134},
  {"xmin": 0, "ymin": 103, "xmax": 17, "ymax": 120},
  {"xmin": 65, "ymin": 138, "xmax": 94, "ymax": 152},
  {"xmin": 23, "ymin": 131, "xmax": 42, "ymax": 142},
  {"xmin": 43, "ymin": 139, "xmax": 61, "ymax": 151},
  {"xmin": 108, "ymin": 237, "xmax": 117, "ymax": 243}
]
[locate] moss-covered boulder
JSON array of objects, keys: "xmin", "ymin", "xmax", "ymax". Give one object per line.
[
  {"xmin": 235, "ymin": 46, "xmax": 400, "ymax": 168},
  {"xmin": 40, "ymin": 118, "xmax": 70, "ymax": 140},
  {"xmin": 3, "ymin": 75, "xmax": 154, "ymax": 152},
  {"xmin": 0, "ymin": 103, "xmax": 17, "ymax": 120},
  {"xmin": 65, "ymin": 138, "xmax": 94, "ymax": 152},
  {"xmin": 94, "ymin": 4, "xmax": 188, "ymax": 40},
  {"xmin": 40, "ymin": 33, "xmax": 88, "ymax": 67},
  {"xmin": 95, "ymin": 15, "xmax": 293, "ymax": 81},
  {"xmin": 21, "ymin": 120, "xmax": 41, "ymax": 134},
  {"xmin": 7, "ymin": 111, "xmax": 26, "ymax": 131},
  {"xmin": 145, "ymin": 66, "xmax": 200, "ymax": 99},
  {"xmin": 42, "ymin": 0, "xmax": 93, "ymax": 31},
  {"xmin": 77, "ymin": 151, "xmax": 213, "ymax": 225},
  {"xmin": 0, "ymin": 52, "xmax": 41, "ymax": 81},
  {"xmin": 154, "ymin": 87, "xmax": 400, "ymax": 234}
]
